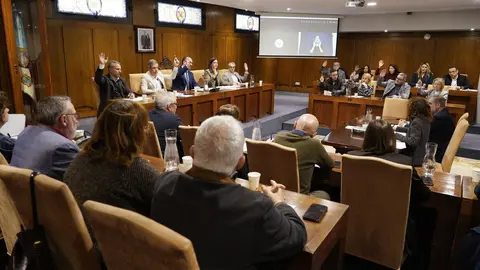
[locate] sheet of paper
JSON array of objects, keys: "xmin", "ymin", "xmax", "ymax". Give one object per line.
[
  {"xmin": 396, "ymin": 140, "xmax": 406, "ymax": 149},
  {"xmin": 176, "ymin": 93, "xmax": 193, "ymax": 97}
]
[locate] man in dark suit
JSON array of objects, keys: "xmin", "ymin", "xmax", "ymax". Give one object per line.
[
  {"xmin": 10, "ymin": 96, "xmax": 80, "ymax": 180},
  {"xmin": 149, "ymin": 91, "xmax": 184, "ymax": 158},
  {"xmin": 318, "ymin": 70, "xmax": 346, "ymax": 96},
  {"xmin": 171, "ymin": 56, "xmax": 199, "ymax": 90},
  {"xmin": 428, "ymin": 95, "xmax": 455, "ymax": 162},
  {"xmin": 94, "ymin": 52, "xmax": 134, "ymax": 117},
  {"xmin": 443, "ymin": 66, "xmax": 473, "ymax": 89},
  {"xmin": 150, "ymin": 115, "xmax": 306, "ymax": 269}
]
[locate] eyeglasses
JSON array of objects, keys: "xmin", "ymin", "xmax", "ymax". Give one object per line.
[{"xmin": 64, "ymin": 112, "xmax": 80, "ymax": 120}]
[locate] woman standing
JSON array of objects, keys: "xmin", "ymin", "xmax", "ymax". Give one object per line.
[
  {"xmin": 410, "ymin": 63, "xmax": 434, "ymax": 87},
  {"xmin": 203, "ymin": 58, "xmax": 223, "ymax": 87}
]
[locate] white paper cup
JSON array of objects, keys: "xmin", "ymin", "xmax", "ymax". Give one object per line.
[
  {"xmin": 472, "ymin": 168, "xmax": 480, "ymax": 182},
  {"xmin": 376, "ymin": 116, "xmax": 381, "ymax": 120},
  {"xmin": 182, "ymin": 156, "xmax": 193, "ymax": 166},
  {"xmin": 248, "ymin": 172, "xmax": 261, "ymax": 191},
  {"xmin": 245, "ymin": 82, "xmax": 249, "ymax": 88},
  {"xmin": 259, "ymin": 80, "xmax": 263, "ymax": 86},
  {"xmin": 142, "ymin": 94, "xmax": 147, "ymax": 101}
]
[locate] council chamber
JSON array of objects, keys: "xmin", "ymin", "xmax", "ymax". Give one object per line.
[{"xmin": 0, "ymin": 0, "xmax": 479, "ymax": 269}]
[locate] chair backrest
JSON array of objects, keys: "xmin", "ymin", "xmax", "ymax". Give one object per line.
[
  {"xmin": 218, "ymin": 69, "xmax": 228, "ymax": 79},
  {"xmin": 179, "ymin": 125, "xmax": 198, "ymax": 156},
  {"xmin": 91, "ymin": 77, "xmax": 100, "ymax": 109},
  {"xmin": 0, "ymin": 165, "xmax": 102, "ymax": 270},
  {"xmin": 191, "ymin": 70, "xmax": 205, "ymax": 87},
  {"xmin": 129, "ymin": 73, "xmax": 144, "ymax": 95},
  {"xmin": 160, "ymin": 69, "xmax": 173, "ymax": 90},
  {"xmin": 143, "ymin": 121, "xmax": 163, "ymax": 159},
  {"xmin": 0, "ymin": 176, "xmax": 22, "ymax": 254},
  {"xmin": 441, "ymin": 119, "xmax": 469, "ymax": 173},
  {"xmin": 458, "ymin": 112, "xmax": 469, "ymax": 124},
  {"xmin": 382, "ymin": 98, "xmax": 409, "ymax": 120},
  {"xmin": 246, "ymin": 139, "xmax": 300, "ymax": 192},
  {"xmin": 83, "ymin": 201, "xmax": 200, "ymax": 270},
  {"xmin": 341, "ymin": 154, "xmax": 412, "ymax": 269}
]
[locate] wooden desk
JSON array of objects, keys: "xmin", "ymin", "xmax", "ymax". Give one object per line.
[
  {"xmin": 235, "ymin": 178, "xmax": 348, "ymax": 270},
  {"xmin": 113, "ymin": 84, "xmax": 275, "ymax": 125},
  {"xmin": 375, "ymin": 87, "xmax": 477, "ymax": 122},
  {"xmin": 308, "ymin": 93, "xmax": 466, "ymax": 130},
  {"xmin": 327, "ymin": 153, "xmax": 463, "ymax": 270}
]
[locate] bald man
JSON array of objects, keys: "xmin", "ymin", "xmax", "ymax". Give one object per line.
[{"xmin": 274, "ymin": 114, "xmax": 334, "ymax": 198}]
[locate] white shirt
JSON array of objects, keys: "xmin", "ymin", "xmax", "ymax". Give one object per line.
[
  {"xmin": 451, "ymin": 76, "xmax": 458, "ymax": 87},
  {"xmin": 231, "ymin": 74, "xmax": 239, "ymax": 84},
  {"xmin": 150, "ymin": 73, "xmax": 163, "ymax": 90}
]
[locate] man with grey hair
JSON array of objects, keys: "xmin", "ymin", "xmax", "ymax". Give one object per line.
[
  {"xmin": 222, "ymin": 62, "xmax": 249, "ymax": 85},
  {"xmin": 150, "ymin": 116, "xmax": 306, "ymax": 269},
  {"xmin": 428, "ymin": 95, "xmax": 455, "ymax": 162},
  {"xmin": 11, "ymin": 96, "xmax": 80, "ymax": 180},
  {"xmin": 149, "ymin": 91, "xmax": 184, "ymax": 158},
  {"xmin": 377, "ymin": 71, "xmax": 411, "ymax": 99},
  {"xmin": 95, "ymin": 52, "xmax": 134, "ymax": 116},
  {"xmin": 141, "ymin": 59, "xmax": 167, "ymax": 94},
  {"xmin": 274, "ymin": 114, "xmax": 334, "ymax": 198}
]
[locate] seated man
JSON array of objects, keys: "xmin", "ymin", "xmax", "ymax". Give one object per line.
[
  {"xmin": 320, "ymin": 60, "xmax": 348, "ymax": 82},
  {"xmin": 428, "ymin": 95, "xmax": 455, "ymax": 162},
  {"xmin": 171, "ymin": 56, "xmax": 199, "ymax": 90},
  {"xmin": 11, "ymin": 96, "xmax": 80, "ymax": 180},
  {"xmin": 377, "ymin": 71, "xmax": 410, "ymax": 99},
  {"xmin": 0, "ymin": 94, "xmax": 15, "ymax": 162},
  {"xmin": 141, "ymin": 59, "xmax": 167, "ymax": 94},
  {"xmin": 222, "ymin": 62, "xmax": 249, "ymax": 85},
  {"xmin": 274, "ymin": 114, "xmax": 334, "ymax": 198},
  {"xmin": 149, "ymin": 91, "xmax": 184, "ymax": 158},
  {"xmin": 319, "ymin": 70, "xmax": 346, "ymax": 96},
  {"xmin": 94, "ymin": 52, "xmax": 134, "ymax": 116},
  {"xmin": 150, "ymin": 116, "xmax": 306, "ymax": 269},
  {"xmin": 443, "ymin": 66, "xmax": 473, "ymax": 89}
]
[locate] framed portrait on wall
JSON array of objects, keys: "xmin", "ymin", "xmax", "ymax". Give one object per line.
[{"xmin": 135, "ymin": 26, "xmax": 155, "ymax": 53}]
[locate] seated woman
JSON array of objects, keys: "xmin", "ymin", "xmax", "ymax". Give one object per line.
[
  {"xmin": 395, "ymin": 97, "xmax": 431, "ymax": 166},
  {"xmin": 410, "ymin": 63, "xmax": 434, "ymax": 87},
  {"xmin": 355, "ymin": 73, "xmax": 374, "ymax": 97},
  {"xmin": 0, "ymin": 93, "xmax": 14, "ymax": 162},
  {"xmin": 418, "ymin": 77, "xmax": 448, "ymax": 100},
  {"xmin": 350, "ymin": 65, "xmax": 371, "ymax": 82},
  {"xmin": 64, "ymin": 100, "xmax": 162, "ymax": 242},
  {"xmin": 216, "ymin": 104, "xmax": 240, "ymax": 119},
  {"xmin": 376, "ymin": 60, "xmax": 400, "ymax": 81},
  {"xmin": 203, "ymin": 58, "xmax": 222, "ymax": 88}
]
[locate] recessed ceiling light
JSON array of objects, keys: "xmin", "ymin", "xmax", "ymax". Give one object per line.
[
  {"xmin": 384, "ymin": 30, "xmax": 388, "ymax": 32},
  {"xmin": 245, "ymin": 9, "xmax": 248, "ymax": 11},
  {"xmin": 471, "ymin": 28, "xmax": 475, "ymax": 31},
  {"xmin": 367, "ymin": 2, "xmax": 377, "ymax": 6},
  {"xmin": 286, "ymin": 8, "xmax": 292, "ymax": 11}
]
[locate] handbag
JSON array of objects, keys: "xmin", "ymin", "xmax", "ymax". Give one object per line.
[{"xmin": 9, "ymin": 171, "xmax": 54, "ymax": 270}]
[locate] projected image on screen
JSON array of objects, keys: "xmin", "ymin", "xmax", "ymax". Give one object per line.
[{"xmin": 259, "ymin": 16, "xmax": 339, "ymax": 58}]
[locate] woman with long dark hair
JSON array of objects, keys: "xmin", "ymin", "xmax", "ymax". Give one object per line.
[{"xmin": 203, "ymin": 57, "xmax": 223, "ymax": 87}]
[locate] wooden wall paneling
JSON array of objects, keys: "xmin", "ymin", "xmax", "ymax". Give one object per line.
[
  {"xmin": 161, "ymin": 32, "xmax": 182, "ymax": 63},
  {"xmin": 212, "ymin": 35, "xmax": 227, "ymax": 68},
  {"xmin": 226, "ymin": 36, "xmax": 239, "ymax": 67},
  {"xmin": 140, "ymin": 28, "xmax": 163, "ymax": 67},
  {"xmin": 391, "ymin": 38, "xmax": 413, "ymax": 75},
  {"xmin": 303, "ymin": 59, "xmax": 323, "ymax": 88},
  {"xmin": 432, "ymin": 37, "xmax": 458, "ymax": 79},
  {"xmin": 132, "ymin": 0, "xmax": 155, "ymax": 27},
  {"xmin": 206, "ymin": 5, "xmax": 234, "ymax": 33},
  {"xmin": 238, "ymin": 37, "xmax": 251, "ymax": 71},
  {"xmin": 62, "ymin": 26, "xmax": 96, "ymax": 112},
  {"xmin": 409, "ymin": 38, "xmax": 436, "ymax": 77},
  {"xmin": 370, "ymin": 38, "xmax": 393, "ymax": 70},
  {"xmin": 336, "ymin": 37, "xmax": 355, "ymax": 72},
  {"xmin": 257, "ymin": 58, "xmax": 278, "ymax": 84},
  {"xmin": 276, "ymin": 59, "xmax": 293, "ymax": 87},
  {"xmin": 118, "ymin": 28, "xmax": 142, "ymax": 80},
  {"xmin": 181, "ymin": 33, "xmax": 207, "ymax": 69},
  {"xmin": 455, "ymin": 37, "xmax": 480, "ymax": 87},
  {"xmin": 47, "ymin": 22, "xmax": 67, "ymax": 96},
  {"xmin": 352, "ymin": 39, "xmax": 374, "ymax": 69},
  {"xmin": 288, "ymin": 59, "xmax": 304, "ymax": 89},
  {"xmin": 93, "ymin": 28, "xmax": 119, "ymax": 67}
]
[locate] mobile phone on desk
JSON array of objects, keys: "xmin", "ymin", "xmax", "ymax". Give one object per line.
[
  {"xmin": 303, "ymin": 203, "xmax": 328, "ymax": 223},
  {"xmin": 334, "ymin": 160, "xmax": 341, "ymax": 168}
]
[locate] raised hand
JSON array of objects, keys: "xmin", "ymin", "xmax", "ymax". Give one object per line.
[
  {"xmin": 379, "ymin": 69, "xmax": 387, "ymax": 78},
  {"xmin": 354, "ymin": 65, "xmax": 360, "ymax": 72},
  {"xmin": 319, "ymin": 76, "xmax": 325, "ymax": 83},
  {"xmin": 322, "ymin": 60, "xmax": 328, "ymax": 67},
  {"xmin": 244, "ymin": 63, "xmax": 248, "ymax": 72},
  {"xmin": 378, "ymin": 60, "xmax": 384, "ymax": 68},
  {"xmin": 99, "ymin": 53, "xmax": 108, "ymax": 65}
]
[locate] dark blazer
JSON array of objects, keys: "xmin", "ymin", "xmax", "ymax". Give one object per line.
[
  {"xmin": 10, "ymin": 125, "xmax": 80, "ymax": 180},
  {"xmin": 94, "ymin": 67, "xmax": 132, "ymax": 116},
  {"xmin": 0, "ymin": 133, "xmax": 15, "ymax": 162},
  {"xmin": 410, "ymin": 72, "xmax": 434, "ymax": 87},
  {"xmin": 149, "ymin": 109, "xmax": 184, "ymax": 158},
  {"xmin": 443, "ymin": 74, "xmax": 473, "ymax": 89},
  {"xmin": 348, "ymin": 151, "xmax": 431, "ymax": 205},
  {"xmin": 429, "ymin": 108, "xmax": 455, "ymax": 162},
  {"xmin": 319, "ymin": 78, "xmax": 346, "ymax": 96},
  {"xmin": 150, "ymin": 168, "xmax": 307, "ymax": 270},
  {"xmin": 171, "ymin": 66, "xmax": 199, "ymax": 90},
  {"xmin": 396, "ymin": 116, "xmax": 431, "ymax": 166}
]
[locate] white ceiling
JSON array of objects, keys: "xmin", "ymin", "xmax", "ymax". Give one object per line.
[{"xmin": 202, "ymin": 0, "xmax": 480, "ymax": 15}]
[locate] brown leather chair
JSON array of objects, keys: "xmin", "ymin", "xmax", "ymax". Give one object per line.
[
  {"xmin": 341, "ymin": 154, "xmax": 412, "ymax": 269},
  {"xmin": 246, "ymin": 139, "xmax": 300, "ymax": 192},
  {"xmin": 83, "ymin": 200, "xmax": 200, "ymax": 270},
  {"xmin": 0, "ymin": 165, "xmax": 102, "ymax": 270},
  {"xmin": 382, "ymin": 98, "xmax": 409, "ymax": 120},
  {"xmin": 439, "ymin": 119, "xmax": 469, "ymax": 173},
  {"xmin": 143, "ymin": 121, "xmax": 163, "ymax": 159},
  {"xmin": 179, "ymin": 125, "xmax": 198, "ymax": 156},
  {"xmin": 0, "ymin": 179, "xmax": 22, "ymax": 254},
  {"xmin": 458, "ymin": 112, "xmax": 469, "ymax": 124},
  {"xmin": 129, "ymin": 73, "xmax": 144, "ymax": 95}
]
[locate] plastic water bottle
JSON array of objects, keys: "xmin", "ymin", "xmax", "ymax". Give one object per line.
[
  {"xmin": 164, "ymin": 129, "xmax": 179, "ymax": 171},
  {"xmin": 422, "ymin": 142, "xmax": 438, "ymax": 186},
  {"xmin": 252, "ymin": 119, "xmax": 262, "ymax": 141}
]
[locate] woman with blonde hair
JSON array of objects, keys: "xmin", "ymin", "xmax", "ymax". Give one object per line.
[
  {"xmin": 410, "ymin": 62, "xmax": 434, "ymax": 87},
  {"xmin": 418, "ymin": 77, "xmax": 448, "ymax": 100},
  {"xmin": 65, "ymin": 100, "xmax": 162, "ymax": 243},
  {"xmin": 356, "ymin": 73, "xmax": 374, "ymax": 97}
]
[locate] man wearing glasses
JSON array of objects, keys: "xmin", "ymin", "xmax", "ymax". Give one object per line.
[
  {"xmin": 377, "ymin": 72, "xmax": 411, "ymax": 99},
  {"xmin": 149, "ymin": 91, "xmax": 184, "ymax": 158},
  {"xmin": 11, "ymin": 96, "xmax": 80, "ymax": 180}
]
